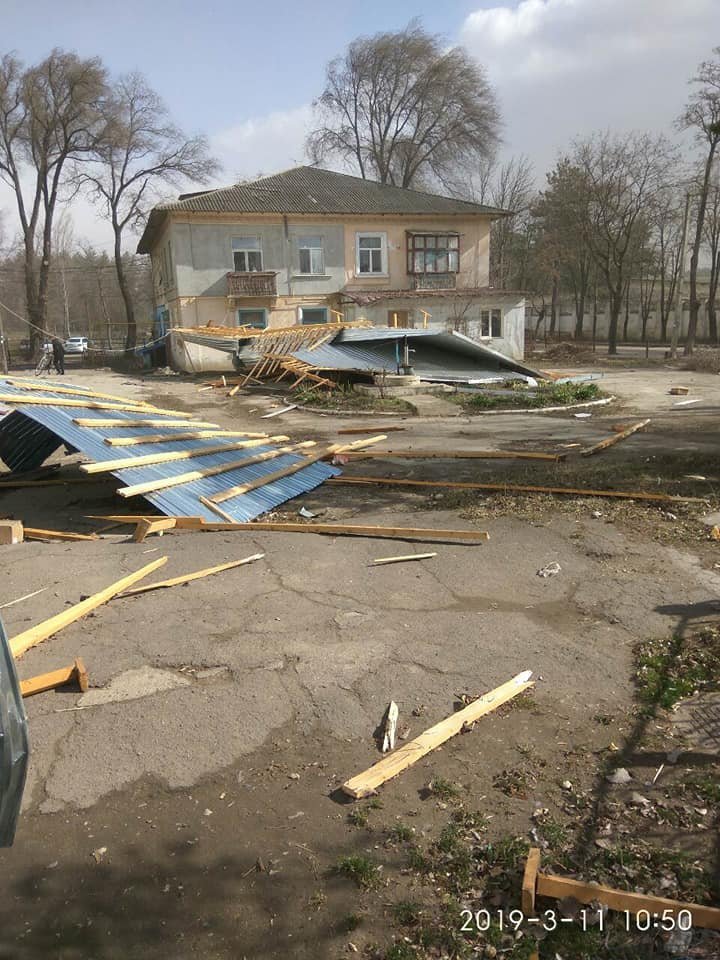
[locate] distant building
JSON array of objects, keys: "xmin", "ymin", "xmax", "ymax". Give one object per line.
[{"xmin": 137, "ymin": 166, "xmax": 526, "ymax": 360}]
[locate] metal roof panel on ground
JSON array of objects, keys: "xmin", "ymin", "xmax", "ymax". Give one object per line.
[{"xmin": 0, "ymin": 378, "xmax": 340, "ymax": 522}]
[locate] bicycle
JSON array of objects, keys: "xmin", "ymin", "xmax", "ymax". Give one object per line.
[{"xmin": 34, "ymin": 352, "xmax": 52, "ymax": 376}]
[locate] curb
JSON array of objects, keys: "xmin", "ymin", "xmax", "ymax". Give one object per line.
[
  {"xmin": 293, "ymin": 404, "xmax": 411, "ymax": 418},
  {"xmin": 462, "ymin": 395, "xmax": 616, "ymax": 416}
]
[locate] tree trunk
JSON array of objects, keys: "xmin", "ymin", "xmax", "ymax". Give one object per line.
[
  {"xmin": 623, "ymin": 281, "xmax": 630, "ymax": 342},
  {"xmin": 23, "ymin": 238, "xmax": 43, "ymax": 355},
  {"xmin": 574, "ymin": 289, "xmax": 586, "ymax": 339},
  {"xmin": 114, "ymin": 228, "xmax": 136, "ymax": 351},
  {"xmin": 607, "ymin": 289, "xmax": 622, "ymax": 355},
  {"xmin": 550, "ymin": 270, "xmax": 559, "ymax": 336},
  {"xmin": 708, "ymin": 304, "xmax": 717, "ymax": 343},
  {"xmin": 685, "ymin": 142, "xmax": 718, "ymax": 356}
]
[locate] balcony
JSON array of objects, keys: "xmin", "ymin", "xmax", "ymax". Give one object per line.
[
  {"xmin": 411, "ymin": 273, "xmax": 457, "ymax": 291},
  {"xmin": 226, "ymin": 271, "xmax": 278, "ymax": 298}
]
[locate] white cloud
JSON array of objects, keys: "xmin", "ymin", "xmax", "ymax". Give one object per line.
[
  {"xmin": 210, "ymin": 103, "xmax": 313, "ymax": 184},
  {"xmin": 460, "ymin": 0, "xmax": 718, "ymax": 167}
]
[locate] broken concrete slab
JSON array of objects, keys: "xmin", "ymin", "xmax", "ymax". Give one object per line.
[{"xmin": 78, "ymin": 666, "xmax": 190, "ymax": 708}]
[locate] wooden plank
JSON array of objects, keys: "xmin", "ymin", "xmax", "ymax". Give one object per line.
[
  {"xmin": 20, "ymin": 657, "xmax": 88, "ymax": 697},
  {"xmin": 85, "ymin": 514, "xmax": 205, "ymax": 529},
  {"xmin": 337, "ymin": 427, "xmax": 407, "ymax": 435},
  {"xmin": 104, "ymin": 430, "xmax": 269, "ymax": 446},
  {"xmin": 535, "ymin": 872, "xmax": 720, "ymax": 930},
  {"xmin": 328, "ymin": 476, "xmax": 705, "ymax": 504},
  {"xmin": 0, "ymin": 587, "xmax": 47, "ymax": 610},
  {"xmin": 340, "ymin": 449, "xmax": 566, "ymax": 462},
  {"xmin": 10, "ymin": 556, "xmax": 167, "ymax": 659},
  {"xmin": 117, "ymin": 440, "xmax": 314, "ymax": 498},
  {"xmin": 81, "ymin": 437, "xmax": 288, "ymax": 474},
  {"xmin": 0, "ymin": 395, "xmax": 197, "ymax": 417},
  {"xmin": 132, "ymin": 518, "xmax": 177, "ymax": 543},
  {"xmin": 193, "ymin": 520, "xmax": 490, "ymax": 541},
  {"xmin": 74, "ymin": 418, "xmax": 220, "ymax": 429},
  {"xmin": 117, "ymin": 553, "xmax": 265, "ymax": 597},
  {"xmin": 580, "ymin": 419, "xmax": 651, "ymax": 457},
  {"xmin": 260, "ymin": 404, "xmax": 298, "ymax": 419},
  {"xmin": 373, "ymin": 552, "xmax": 437, "ymax": 565},
  {"xmin": 6, "ymin": 379, "xmax": 156, "ymax": 407},
  {"xmin": 208, "ymin": 435, "xmax": 387, "ymax": 505},
  {"xmin": 24, "ymin": 527, "xmax": 98, "ymax": 542},
  {"xmin": 342, "ymin": 671, "xmax": 534, "ymax": 798},
  {"xmin": 522, "ymin": 848, "xmax": 541, "ymax": 915}
]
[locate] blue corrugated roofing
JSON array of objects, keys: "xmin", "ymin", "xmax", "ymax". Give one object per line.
[{"xmin": 0, "ymin": 378, "xmax": 339, "ymax": 522}]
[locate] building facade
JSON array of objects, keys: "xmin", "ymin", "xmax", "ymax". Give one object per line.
[{"xmin": 138, "ymin": 166, "xmax": 526, "ymax": 359}]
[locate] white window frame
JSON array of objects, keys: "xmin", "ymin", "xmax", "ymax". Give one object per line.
[
  {"xmin": 231, "ymin": 236, "xmax": 263, "ymax": 272},
  {"xmin": 237, "ymin": 308, "xmax": 268, "ymax": 330},
  {"xmin": 355, "ymin": 232, "xmax": 388, "ymax": 276},
  {"xmin": 297, "ymin": 235, "xmax": 325, "ymax": 275},
  {"xmin": 298, "ymin": 306, "xmax": 329, "ymax": 325},
  {"xmin": 480, "ymin": 308, "xmax": 502, "ymax": 339}
]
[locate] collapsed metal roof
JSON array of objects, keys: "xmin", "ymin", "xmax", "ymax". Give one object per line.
[{"xmin": 0, "ymin": 378, "xmax": 339, "ymax": 523}]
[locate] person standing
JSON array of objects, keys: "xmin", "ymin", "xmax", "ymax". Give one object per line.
[{"xmin": 51, "ymin": 337, "xmax": 65, "ymax": 376}]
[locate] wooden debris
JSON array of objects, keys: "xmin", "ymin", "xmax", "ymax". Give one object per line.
[
  {"xmin": 342, "ymin": 449, "xmax": 566, "ymax": 462},
  {"xmin": 260, "ymin": 404, "xmax": 298, "ymax": 419},
  {"xmin": 342, "ymin": 671, "xmax": 534, "ymax": 798},
  {"xmin": 669, "ymin": 386, "xmax": 690, "ymax": 395},
  {"xmin": 207, "ymin": 435, "xmax": 387, "ymax": 505},
  {"xmin": 74, "ymin": 418, "xmax": 220, "ymax": 429},
  {"xmin": 0, "ymin": 587, "xmax": 47, "ymax": 610},
  {"xmin": 525, "ymin": 848, "xmax": 720, "ymax": 930},
  {"xmin": 329, "ymin": 475, "xmax": 705, "ymax": 504},
  {"xmin": 103, "ymin": 429, "xmax": 269, "ymax": 446},
  {"xmin": 81, "ymin": 437, "xmax": 285, "ymax": 474},
  {"xmin": 20, "ymin": 658, "xmax": 88, "ymax": 698},
  {"xmin": 132, "ymin": 518, "xmax": 177, "ymax": 543},
  {"xmin": 0, "ymin": 394, "xmax": 195, "ymax": 417},
  {"xmin": 24, "ymin": 527, "xmax": 98, "ymax": 542},
  {"xmin": 10, "ymin": 556, "xmax": 167, "ymax": 659},
  {"xmin": 0, "ymin": 519, "xmax": 24, "ymax": 544},
  {"xmin": 382, "ymin": 701, "xmax": 399, "ymax": 753},
  {"xmin": 194, "ymin": 520, "xmax": 490, "ymax": 541},
  {"xmin": 6, "ymin": 379, "xmax": 155, "ymax": 407},
  {"xmin": 338, "ymin": 426, "xmax": 407, "ymax": 435},
  {"xmin": 86, "ymin": 514, "xmax": 205, "ymax": 529},
  {"xmin": 522, "ymin": 847, "xmax": 541, "ymax": 915},
  {"xmin": 116, "ymin": 440, "xmax": 310, "ymax": 498},
  {"xmin": 117, "ymin": 553, "xmax": 265, "ymax": 597},
  {"xmin": 580, "ymin": 419, "xmax": 651, "ymax": 457},
  {"xmin": 373, "ymin": 552, "xmax": 437, "ymax": 565}
]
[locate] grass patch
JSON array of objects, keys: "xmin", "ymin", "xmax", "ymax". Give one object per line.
[
  {"xmin": 348, "ymin": 808, "xmax": 370, "ymax": 828},
  {"xmin": 337, "ymin": 913, "xmax": 363, "ymax": 933},
  {"xmin": 389, "ymin": 823, "xmax": 414, "ymax": 843},
  {"xmin": 334, "ymin": 855, "xmax": 381, "ymax": 890},
  {"xmin": 428, "ymin": 777, "xmax": 462, "ymax": 800},
  {"xmin": 635, "ymin": 628, "xmax": 720, "ymax": 711},
  {"xmin": 393, "ymin": 901, "xmax": 422, "ymax": 926},
  {"xmin": 294, "ymin": 386, "xmax": 413, "ymax": 413},
  {"xmin": 456, "ymin": 381, "xmax": 601, "ymax": 412}
]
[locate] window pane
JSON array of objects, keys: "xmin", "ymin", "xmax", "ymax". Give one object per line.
[
  {"xmin": 247, "ymin": 251, "xmax": 262, "ymax": 271},
  {"xmin": 491, "ymin": 310, "xmax": 502, "ymax": 338},
  {"xmin": 413, "ymin": 236, "xmax": 425, "ymax": 248},
  {"xmin": 448, "ymin": 235, "xmax": 459, "ymax": 249},
  {"xmin": 233, "ymin": 251, "xmax": 246, "ymax": 272},
  {"xmin": 480, "ymin": 310, "xmax": 489, "ymax": 337},
  {"xmin": 301, "ymin": 308, "xmax": 327, "ymax": 325},
  {"xmin": 299, "ymin": 248, "xmax": 311, "ymax": 273},
  {"xmin": 371, "ymin": 249, "xmax": 382, "ymax": 272},
  {"xmin": 436, "ymin": 252, "xmax": 448, "ymax": 272},
  {"xmin": 238, "ymin": 310, "xmax": 266, "ymax": 329},
  {"xmin": 310, "ymin": 248, "xmax": 324, "ymax": 273},
  {"xmin": 298, "ymin": 235, "xmax": 322, "ymax": 248},
  {"xmin": 232, "ymin": 236, "xmax": 260, "ymax": 250},
  {"xmin": 448, "ymin": 250, "xmax": 459, "ymax": 272},
  {"xmin": 359, "ymin": 249, "xmax": 371, "ymax": 272},
  {"xmin": 437, "ymin": 236, "xmax": 448, "ymax": 248},
  {"xmin": 413, "ymin": 251, "xmax": 424, "ymax": 272},
  {"xmin": 359, "ymin": 236, "xmax": 381, "ymax": 249}
]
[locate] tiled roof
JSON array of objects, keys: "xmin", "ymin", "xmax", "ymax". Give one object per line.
[{"xmin": 137, "ymin": 166, "xmax": 509, "ymax": 253}]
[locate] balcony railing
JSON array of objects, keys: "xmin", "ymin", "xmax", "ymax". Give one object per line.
[
  {"xmin": 226, "ymin": 271, "xmax": 278, "ymax": 297},
  {"xmin": 411, "ymin": 273, "xmax": 457, "ymax": 291}
]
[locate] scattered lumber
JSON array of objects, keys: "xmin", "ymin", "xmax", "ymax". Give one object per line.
[
  {"xmin": 341, "ymin": 449, "xmax": 566, "ymax": 462},
  {"xmin": 523, "ymin": 848, "xmax": 720, "ymax": 930},
  {"xmin": 0, "ymin": 395, "xmax": 193, "ymax": 417},
  {"xmin": 193, "ymin": 518, "xmax": 490, "ymax": 541},
  {"xmin": 132, "ymin": 517, "xmax": 177, "ymax": 543},
  {"xmin": 0, "ymin": 520, "xmax": 23, "ymax": 544},
  {"xmin": 20, "ymin": 658, "xmax": 88, "ymax": 698},
  {"xmin": 116, "ymin": 439, "xmax": 310, "ymax": 498},
  {"xmin": 117, "ymin": 553, "xmax": 264, "ymax": 597},
  {"xmin": 669, "ymin": 386, "xmax": 690, "ymax": 396},
  {"xmin": 260, "ymin": 404, "xmax": 298, "ymax": 419},
  {"xmin": 382, "ymin": 701, "xmax": 399, "ymax": 753},
  {"xmin": 342, "ymin": 670, "xmax": 534, "ymax": 798},
  {"xmin": 104, "ymin": 429, "xmax": 269, "ymax": 446},
  {"xmin": 580, "ymin": 418, "xmax": 651, "ymax": 457},
  {"xmin": 10, "ymin": 556, "xmax": 167, "ymax": 659},
  {"xmin": 81, "ymin": 436, "xmax": 287, "ymax": 474},
  {"xmin": 24, "ymin": 527, "xmax": 98, "ymax": 542},
  {"xmin": 328, "ymin": 476, "xmax": 705, "ymax": 504},
  {"xmin": 6, "ymin": 379, "xmax": 155, "ymax": 407},
  {"xmin": 207, "ymin": 435, "xmax": 387, "ymax": 505},
  {"xmin": 373, "ymin": 552, "xmax": 437, "ymax": 565},
  {"xmin": 86, "ymin": 514, "xmax": 205, "ymax": 529},
  {"xmin": 74, "ymin": 418, "xmax": 219, "ymax": 429},
  {"xmin": 338, "ymin": 426, "xmax": 407, "ymax": 435}
]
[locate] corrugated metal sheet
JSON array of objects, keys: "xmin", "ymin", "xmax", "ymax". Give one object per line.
[
  {"xmin": 291, "ymin": 343, "xmax": 391, "ymax": 372},
  {"xmin": 0, "ymin": 378, "xmax": 340, "ymax": 522}
]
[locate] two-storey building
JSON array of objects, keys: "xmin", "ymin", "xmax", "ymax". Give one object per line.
[{"xmin": 137, "ymin": 166, "xmax": 526, "ymax": 360}]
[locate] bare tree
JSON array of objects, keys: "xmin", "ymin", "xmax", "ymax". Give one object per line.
[
  {"xmin": 571, "ymin": 131, "xmax": 677, "ymax": 354},
  {"xmin": 486, "ymin": 156, "xmax": 534, "ymax": 289},
  {"xmin": 655, "ymin": 189, "xmax": 685, "ymax": 342},
  {"xmin": 678, "ymin": 47, "xmax": 720, "ymax": 354},
  {"xmin": 84, "ymin": 73, "xmax": 218, "ymax": 349},
  {"xmin": 0, "ymin": 50, "xmax": 108, "ymax": 351},
  {"xmin": 306, "ymin": 21, "xmax": 500, "ymax": 190},
  {"xmin": 704, "ymin": 173, "xmax": 720, "ymax": 342}
]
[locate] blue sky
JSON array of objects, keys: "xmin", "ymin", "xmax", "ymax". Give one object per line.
[{"xmin": 1, "ymin": 0, "xmax": 718, "ymax": 248}]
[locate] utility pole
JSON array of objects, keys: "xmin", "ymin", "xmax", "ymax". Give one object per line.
[{"xmin": 670, "ymin": 191, "xmax": 691, "ymax": 360}]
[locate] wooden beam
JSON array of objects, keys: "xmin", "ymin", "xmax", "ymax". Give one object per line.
[
  {"xmin": 6, "ymin": 379, "xmax": 156, "ymax": 407},
  {"xmin": 373, "ymin": 553, "xmax": 437, "ymax": 565},
  {"xmin": 104, "ymin": 430, "xmax": 269, "ymax": 446},
  {"xmin": 342, "ymin": 671, "xmax": 534, "ymax": 798},
  {"xmin": 535, "ymin": 871, "xmax": 720, "ymax": 930},
  {"xmin": 132, "ymin": 517, "xmax": 177, "ymax": 543},
  {"xmin": 208, "ymin": 435, "xmax": 387, "ymax": 505},
  {"xmin": 580, "ymin": 419, "xmax": 651, "ymax": 457},
  {"xmin": 117, "ymin": 553, "xmax": 265, "ymax": 597},
  {"xmin": 81, "ymin": 437, "xmax": 289, "ymax": 474},
  {"xmin": 328, "ymin": 476, "xmax": 705, "ymax": 504},
  {"xmin": 74, "ymin": 418, "xmax": 220, "ymax": 429},
  {"xmin": 85, "ymin": 514, "xmax": 204, "ymax": 529},
  {"xmin": 10, "ymin": 556, "xmax": 167, "ymax": 659},
  {"xmin": 340, "ymin": 449, "xmax": 566, "ymax": 462},
  {"xmin": 0, "ymin": 395, "xmax": 197, "ymax": 417},
  {"xmin": 20, "ymin": 657, "xmax": 88, "ymax": 698},
  {"xmin": 24, "ymin": 527, "xmax": 98, "ymax": 542},
  {"xmin": 117, "ymin": 441, "xmax": 314, "ymax": 498},
  {"xmin": 337, "ymin": 427, "xmax": 407, "ymax": 435},
  {"xmin": 522, "ymin": 848, "xmax": 541, "ymax": 915},
  {"xmin": 193, "ymin": 520, "xmax": 490, "ymax": 541}
]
